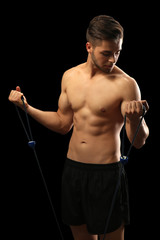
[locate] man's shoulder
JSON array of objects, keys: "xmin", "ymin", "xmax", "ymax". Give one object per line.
[
  {"xmin": 114, "ymin": 66, "xmax": 137, "ymax": 87},
  {"xmin": 114, "ymin": 67, "xmax": 141, "ymax": 100},
  {"xmin": 61, "ymin": 64, "xmax": 85, "ymax": 89},
  {"xmin": 63, "ymin": 63, "xmax": 85, "ymax": 78}
]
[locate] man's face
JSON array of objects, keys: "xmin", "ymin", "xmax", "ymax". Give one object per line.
[{"xmin": 89, "ymin": 39, "xmax": 123, "ymax": 73}]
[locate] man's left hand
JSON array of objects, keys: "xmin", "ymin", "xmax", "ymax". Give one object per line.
[{"xmin": 123, "ymin": 100, "xmax": 149, "ymax": 121}]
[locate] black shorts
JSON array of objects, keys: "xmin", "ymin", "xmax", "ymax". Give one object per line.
[{"xmin": 61, "ymin": 158, "xmax": 130, "ymax": 234}]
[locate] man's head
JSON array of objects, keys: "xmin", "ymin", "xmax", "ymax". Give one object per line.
[
  {"xmin": 86, "ymin": 15, "xmax": 123, "ymax": 73},
  {"xmin": 86, "ymin": 15, "xmax": 123, "ymax": 45}
]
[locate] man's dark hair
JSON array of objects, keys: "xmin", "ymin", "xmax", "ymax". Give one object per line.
[{"xmin": 86, "ymin": 15, "xmax": 124, "ymax": 45}]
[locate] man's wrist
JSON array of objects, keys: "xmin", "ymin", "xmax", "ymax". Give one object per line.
[{"xmin": 126, "ymin": 115, "xmax": 142, "ymax": 126}]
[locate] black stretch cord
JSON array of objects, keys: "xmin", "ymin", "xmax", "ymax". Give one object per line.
[
  {"xmin": 15, "ymin": 100, "xmax": 64, "ymax": 240},
  {"xmin": 101, "ymin": 106, "xmax": 146, "ymax": 240},
  {"xmin": 101, "ymin": 166, "xmax": 123, "ymax": 240},
  {"xmin": 121, "ymin": 115, "xmax": 127, "ymax": 157},
  {"xmin": 21, "ymin": 97, "xmax": 34, "ymax": 141},
  {"xmin": 126, "ymin": 114, "xmax": 145, "ymax": 157},
  {"xmin": 102, "ymin": 166, "xmax": 123, "ymax": 239},
  {"xmin": 15, "ymin": 105, "xmax": 30, "ymax": 141},
  {"xmin": 32, "ymin": 147, "xmax": 64, "ymax": 240}
]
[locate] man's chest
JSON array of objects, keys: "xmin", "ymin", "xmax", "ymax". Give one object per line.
[{"xmin": 66, "ymin": 77, "xmax": 122, "ymax": 115}]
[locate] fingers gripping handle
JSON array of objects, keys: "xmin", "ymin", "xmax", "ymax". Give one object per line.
[{"xmin": 120, "ymin": 104, "xmax": 146, "ymax": 165}]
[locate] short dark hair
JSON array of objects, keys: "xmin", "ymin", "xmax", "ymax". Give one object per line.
[{"xmin": 86, "ymin": 15, "xmax": 124, "ymax": 45}]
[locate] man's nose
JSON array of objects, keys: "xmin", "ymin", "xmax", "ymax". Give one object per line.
[{"xmin": 108, "ymin": 54, "xmax": 116, "ymax": 63}]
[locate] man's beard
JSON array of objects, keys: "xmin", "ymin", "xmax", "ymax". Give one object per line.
[{"xmin": 91, "ymin": 51, "xmax": 112, "ymax": 73}]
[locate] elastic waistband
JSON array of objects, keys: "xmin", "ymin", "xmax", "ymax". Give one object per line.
[{"xmin": 65, "ymin": 158, "xmax": 122, "ymax": 171}]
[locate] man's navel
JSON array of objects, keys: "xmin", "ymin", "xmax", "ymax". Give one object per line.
[
  {"xmin": 81, "ymin": 140, "xmax": 87, "ymax": 144},
  {"xmin": 101, "ymin": 108, "xmax": 106, "ymax": 113}
]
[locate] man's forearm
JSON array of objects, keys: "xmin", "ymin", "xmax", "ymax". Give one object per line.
[
  {"xmin": 26, "ymin": 105, "xmax": 64, "ymax": 134},
  {"xmin": 126, "ymin": 117, "xmax": 149, "ymax": 149}
]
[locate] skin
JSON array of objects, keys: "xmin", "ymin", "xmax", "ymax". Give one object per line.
[{"xmin": 9, "ymin": 38, "xmax": 149, "ymax": 240}]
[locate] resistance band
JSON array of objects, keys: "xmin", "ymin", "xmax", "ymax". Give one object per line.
[
  {"xmin": 15, "ymin": 96, "xmax": 64, "ymax": 240},
  {"xmin": 15, "ymin": 97, "xmax": 146, "ymax": 240},
  {"xmin": 101, "ymin": 105, "xmax": 146, "ymax": 240}
]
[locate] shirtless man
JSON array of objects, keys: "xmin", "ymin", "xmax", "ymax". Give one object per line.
[{"xmin": 9, "ymin": 15, "xmax": 149, "ymax": 240}]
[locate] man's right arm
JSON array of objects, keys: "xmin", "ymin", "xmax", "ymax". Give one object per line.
[{"xmin": 8, "ymin": 73, "xmax": 73, "ymax": 135}]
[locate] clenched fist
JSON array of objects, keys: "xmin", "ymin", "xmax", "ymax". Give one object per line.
[
  {"xmin": 8, "ymin": 86, "xmax": 28, "ymax": 109},
  {"xmin": 122, "ymin": 100, "xmax": 149, "ymax": 121}
]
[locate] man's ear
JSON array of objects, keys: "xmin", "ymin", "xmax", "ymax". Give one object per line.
[{"xmin": 86, "ymin": 42, "xmax": 93, "ymax": 53}]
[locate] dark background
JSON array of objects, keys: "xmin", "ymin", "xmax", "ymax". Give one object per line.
[{"xmin": 4, "ymin": 2, "xmax": 156, "ymax": 240}]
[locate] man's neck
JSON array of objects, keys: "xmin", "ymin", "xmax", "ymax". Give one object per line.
[{"xmin": 85, "ymin": 55, "xmax": 103, "ymax": 78}]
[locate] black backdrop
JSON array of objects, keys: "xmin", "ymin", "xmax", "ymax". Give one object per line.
[{"xmin": 5, "ymin": 2, "xmax": 156, "ymax": 240}]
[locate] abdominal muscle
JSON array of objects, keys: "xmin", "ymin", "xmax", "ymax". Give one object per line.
[{"xmin": 67, "ymin": 116, "xmax": 122, "ymax": 164}]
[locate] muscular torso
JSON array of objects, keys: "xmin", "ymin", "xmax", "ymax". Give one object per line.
[{"xmin": 63, "ymin": 63, "xmax": 131, "ymax": 164}]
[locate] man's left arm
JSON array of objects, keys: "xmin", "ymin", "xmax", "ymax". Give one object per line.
[{"xmin": 121, "ymin": 78, "xmax": 149, "ymax": 149}]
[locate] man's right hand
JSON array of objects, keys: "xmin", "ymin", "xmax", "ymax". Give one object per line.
[{"xmin": 8, "ymin": 86, "xmax": 28, "ymax": 109}]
